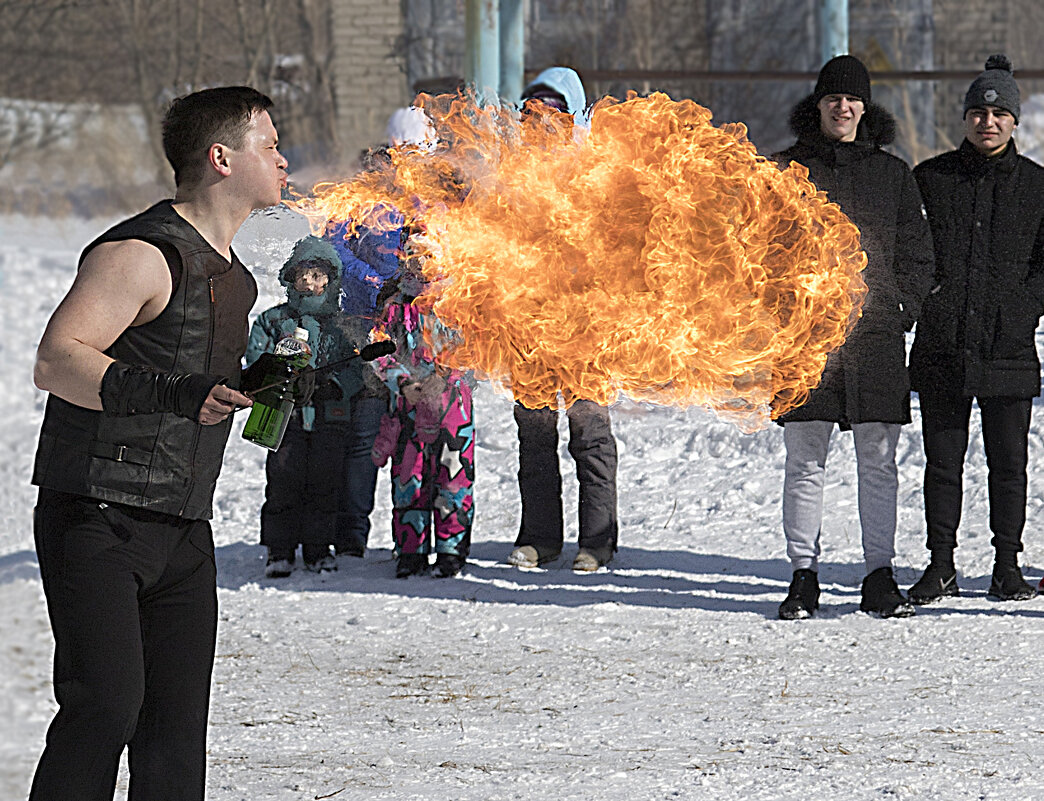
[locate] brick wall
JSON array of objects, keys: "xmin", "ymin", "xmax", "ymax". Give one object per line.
[
  {"xmin": 326, "ymin": 0, "xmax": 1043, "ymax": 167},
  {"xmin": 931, "ymin": 0, "xmax": 1008, "ymax": 148},
  {"xmin": 928, "ymin": 1, "xmax": 1044, "ymax": 152},
  {"xmin": 330, "ymin": 0, "xmax": 411, "ymax": 169}
]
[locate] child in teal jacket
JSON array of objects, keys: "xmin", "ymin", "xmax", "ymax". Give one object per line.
[{"xmin": 246, "ymin": 236, "xmax": 374, "ymax": 576}]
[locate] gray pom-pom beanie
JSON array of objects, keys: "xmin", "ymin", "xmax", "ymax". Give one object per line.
[{"xmin": 964, "ymin": 54, "xmax": 1020, "ymax": 123}]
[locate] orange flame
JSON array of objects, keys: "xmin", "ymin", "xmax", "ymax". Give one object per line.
[{"xmin": 296, "ymin": 91, "xmax": 867, "ymax": 431}]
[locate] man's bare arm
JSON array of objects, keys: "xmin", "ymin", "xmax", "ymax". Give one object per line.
[
  {"xmin": 34, "ymin": 239, "xmax": 251, "ymax": 422},
  {"xmin": 35, "ymin": 240, "xmax": 174, "ymax": 409}
]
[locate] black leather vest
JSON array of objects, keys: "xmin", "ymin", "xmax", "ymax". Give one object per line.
[{"xmin": 32, "ymin": 201, "xmax": 258, "ymax": 519}]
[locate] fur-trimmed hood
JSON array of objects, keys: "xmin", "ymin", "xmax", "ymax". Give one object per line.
[
  {"xmin": 773, "ymin": 91, "xmax": 936, "ymax": 428},
  {"xmin": 788, "ymin": 94, "xmax": 897, "ymax": 149}
]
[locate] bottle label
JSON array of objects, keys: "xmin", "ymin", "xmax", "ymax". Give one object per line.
[{"xmin": 274, "ymin": 335, "xmax": 312, "ymax": 368}]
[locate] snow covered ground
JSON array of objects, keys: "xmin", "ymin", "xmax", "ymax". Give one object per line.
[{"xmin": 1, "ymin": 210, "xmax": 1042, "ymax": 801}]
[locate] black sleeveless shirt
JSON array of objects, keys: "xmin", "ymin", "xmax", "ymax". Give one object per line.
[{"xmin": 32, "ymin": 201, "xmax": 258, "ymax": 519}]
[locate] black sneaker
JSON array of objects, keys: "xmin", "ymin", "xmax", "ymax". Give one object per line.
[
  {"xmin": 860, "ymin": 567, "xmax": 915, "ymax": 618},
  {"xmin": 305, "ymin": 554, "xmax": 337, "ymax": 573},
  {"xmin": 908, "ymin": 562, "xmax": 959, "ymax": 604},
  {"xmin": 396, "ymin": 553, "xmax": 430, "ymax": 578},
  {"xmin": 778, "ymin": 569, "xmax": 820, "ymax": 620},
  {"xmin": 432, "ymin": 553, "xmax": 466, "ymax": 578},
  {"xmin": 988, "ymin": 564, "xmax": 1037, "ymax": 601}
]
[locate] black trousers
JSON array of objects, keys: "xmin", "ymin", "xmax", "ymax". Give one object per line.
[
  {"xmin": 514, "ymin": 400, "xmax": 619, "ymax": 551},
  {"xmin": 31, "ymin": 489, "xmax": 217, "ymax": 801},
  {"xmin": 334, "ymin": 394, "xmax": 384, "ymax": 554},
  {"xmin": 261, "ymin": 415, "xmax": 346, "ymax": 555},
  {"xmin": 920, "ymin": 390, "xmax": 1032, "ymax": 556}
]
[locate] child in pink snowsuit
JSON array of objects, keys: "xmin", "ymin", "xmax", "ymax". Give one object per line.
[{"xmin": 371, "ymin": 274, "xmax": 474, "ymax": 578}]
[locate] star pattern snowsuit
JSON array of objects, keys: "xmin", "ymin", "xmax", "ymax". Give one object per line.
[{"xmin": 371, "ymin": 296, "xmax": 474, "ymax": 558}]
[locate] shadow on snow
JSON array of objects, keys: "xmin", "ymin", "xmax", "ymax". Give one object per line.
[{"xmin": 212, "ymin": 540, "xmax": 1044, "ymax": 619}]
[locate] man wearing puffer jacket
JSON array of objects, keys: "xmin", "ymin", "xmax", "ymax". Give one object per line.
[
  {"xmin": 907, "ymin": 55, "xmax": 1044, "ymax": 604},
  {"xmin": 772, "ymin": 55, "xmax": 935, "ymax": 620}
]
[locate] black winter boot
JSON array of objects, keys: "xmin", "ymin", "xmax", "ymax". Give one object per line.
[
  {"xmin": 396, "ymin": 553, "xmax": 430, "ymax": 578},
  {"xmin": 860, "ymin": 567, "xmax": 915, "ymax": 618},
  {"xmin": 988, "ymin": 564, "xmax": 1037, "ymax": 601},
  {"xmin": 908, "ymin": 562, "xmax": 959, "ymax": 605},
  {"xmin": 432, "ymin": 553, "xmax": 466, "ymax": 578},
  {"xmin": 303, "ymin": 544, "xmax": 337, "ymax": 573},
  {"xmin": 778, "ymin": 569, "xmax": 820, "ymax": 620},
  {"xmin": 264, "ymin": 550, "xmax": 295, "ymax": 579}
]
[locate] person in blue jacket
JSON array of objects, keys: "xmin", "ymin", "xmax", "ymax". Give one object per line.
[{"xmin": 322, "ymin": 111, "xmax": 436, "ymax": 560}]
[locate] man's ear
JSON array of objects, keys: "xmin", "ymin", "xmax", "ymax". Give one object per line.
[{"xmin": 208, "ymin": 143, "xmax": 233, "ymax": 177}]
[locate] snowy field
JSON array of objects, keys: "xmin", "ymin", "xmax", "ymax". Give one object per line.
[{"xmin": 1, "ymin": 209, "xmax": 1042, "ymax": 801}]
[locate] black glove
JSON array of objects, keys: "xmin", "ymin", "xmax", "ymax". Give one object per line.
[
  {"xmin": 360, "ymin": 341, "xmax": 396, "ymax": 361},
  {"xmin": 242, "ymin": 353, "xmax": 314, "ymax": 405},
  {"xmin": 100, "ymin": 361, "xmax": 222, "ymax": 421},
  {"xmin": 241, "ymin": 352, "xmax": 288, "ymax": 394},
  {"xmin": 292, "ymin": 368, "xmax": 316, "ymax": 406},
  {"xmin": 310, "ymin": 377, "xmax": 344, "ymax": 402}
]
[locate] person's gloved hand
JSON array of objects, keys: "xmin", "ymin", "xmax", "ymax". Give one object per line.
[
  {"xmin": 371, "ymin": 414, "xmax": 401, "ymax": 467},
  {"xmin": 291, "ymin": 368, "xmax": 316, "ymax": 406},
  {"xmin": 241, "ymin": 352, "xmax": 287, "ymax": 394},
  {"xmin": 360, "ymin": 341, "xmax": 396, "ymax": 361}
]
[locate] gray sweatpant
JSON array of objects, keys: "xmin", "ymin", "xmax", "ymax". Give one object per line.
[{"xmin": 782, "ymin": 420, "xmax": 902, "ymax": 575}]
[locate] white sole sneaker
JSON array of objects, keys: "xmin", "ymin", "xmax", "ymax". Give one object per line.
[
  {"xmin": 572, "ymin": 551, "xmax": 600, "ymax": 572},
  {"xmin": 572, "ymin": 547, "xmax": 613, "ymax": 572},
  {"xmin": 508, "ymin": 545, "xmax": 561, "ymax": 567},
  {"xmin": 508, "ymin": 546, "xmax": 540, "ymax": 567}
]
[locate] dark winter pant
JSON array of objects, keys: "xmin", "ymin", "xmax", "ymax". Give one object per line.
[
  {"xmin": 261, "ymin": 414, "xmax": 346, "ymax": 557},
  {"xmin": 335, "ymin": 394, "xmax": 384, "ymax": 555},
  {"xmin": 31, "ymin": 489, "xmax": 217, "ymax": 801},
  {"xmin": 514, "ymin": 400, "xmax": 619, "ymax": 552},
  {"xmin": 920, "ymin": 390, "xmax": 1032, "ymax": 556}
]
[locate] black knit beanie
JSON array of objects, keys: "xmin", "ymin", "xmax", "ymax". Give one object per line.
[
  {"xmin": 964, "ymin": 54, "xmax": 1020, "ymax": 123},
  {"xmin": 813, "ymin": 55, "xmax": 871, "ymax": 105}
]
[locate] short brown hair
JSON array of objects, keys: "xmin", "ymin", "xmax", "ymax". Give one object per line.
[{"xmin": 162, "ymin": 86, "xmax": 273, "ymax": 187}]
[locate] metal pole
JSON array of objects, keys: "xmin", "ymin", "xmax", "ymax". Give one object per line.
[
  {"xmin": 819, "ymin": 0, "xmax": 849, "ymax": 62},
  {"xmin": 499, "ymin": 0, "xmax": 524, "ymax": 104},
  {"xmin": 465, "ymin": 0, "xmax": 500, "ymax": 105}
]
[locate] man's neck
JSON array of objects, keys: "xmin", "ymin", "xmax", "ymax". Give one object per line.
[{"xmin": 171, "ymin": 190, "xmax": 251, "ymax": 261}]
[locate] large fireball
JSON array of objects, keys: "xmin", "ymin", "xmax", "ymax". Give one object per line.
[{"xmin": 296, "ymin": 91, "xmax": 867, "ymax": 431}]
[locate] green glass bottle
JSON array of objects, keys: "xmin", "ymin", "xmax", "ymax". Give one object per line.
[{"xmin": 242, "ymin": 327, "xmax": 312, "ymax": 450}]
